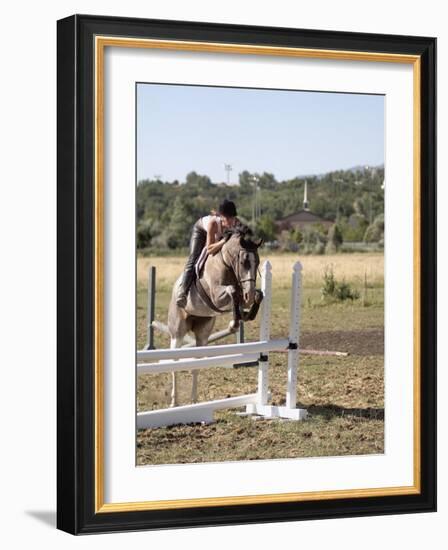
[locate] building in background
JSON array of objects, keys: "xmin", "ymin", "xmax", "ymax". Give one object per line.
[{"xmin": 276, "ymin": 181, "xmax": 333, "ymax": 231}]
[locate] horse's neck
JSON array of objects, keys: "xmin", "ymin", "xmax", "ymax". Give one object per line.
[{"xmin": 202, "ymin": 248, "xmax": 235, "ymax": 287}]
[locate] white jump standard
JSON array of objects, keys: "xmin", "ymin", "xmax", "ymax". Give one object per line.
[{"xmin": 137, "ymin": 261, "xmax": 308, "ymax": 429}]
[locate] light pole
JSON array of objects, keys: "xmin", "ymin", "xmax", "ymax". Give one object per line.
[
  {"xmin": 250, "ymin": 175, "xmax": 260, "ymax": 227},
  {"xmin": 334, "ymin": 177, "xmax": 344, "ymax": 222},
  {"xmin": 224, "ymin": 164, "xmax": 232, "ymax": 185},
  {"xmin": 364, "ymin": 166, "xmax": 374, "ymax": 224}
]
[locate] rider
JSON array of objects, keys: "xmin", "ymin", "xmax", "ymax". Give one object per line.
[{"xmin": 176, "ymin": 199, "xmax": 239, "ymax": 308}]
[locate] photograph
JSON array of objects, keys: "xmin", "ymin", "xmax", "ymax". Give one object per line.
[{"xmin": 135, "ymin": 83, "xmax": 386, "ymax": 465}]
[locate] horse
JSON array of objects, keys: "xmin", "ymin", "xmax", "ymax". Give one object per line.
[{"xmin": 167, "ymin": 227, "xmax": 263, "ymax": 407}]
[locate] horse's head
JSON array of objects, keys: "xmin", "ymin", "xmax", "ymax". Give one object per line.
[{"xmin": 222, "ymin": 225, "xmax": 262, "ymax": 307}]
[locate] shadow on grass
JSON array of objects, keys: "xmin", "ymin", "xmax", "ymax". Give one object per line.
[{"xmin": 306, "ymin": 404, "xmax": 384, "ymax": 421}]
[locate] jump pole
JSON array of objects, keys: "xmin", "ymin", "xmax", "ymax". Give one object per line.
[
  {"xmin": 137, "ymin": 338, "xmax": 290, "ymax": 362},
  {"xmin": 152, "ymin": 320, "xmax": 348, "ymax": 357}
]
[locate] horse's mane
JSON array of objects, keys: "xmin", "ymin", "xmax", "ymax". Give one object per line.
[
  {"xmin": 223, "ymin": 224, "xmax": 261, "ymax": 251},
  {"xmin": 223, "ymin": 223, "xmax": 252, "ymax": 239}
]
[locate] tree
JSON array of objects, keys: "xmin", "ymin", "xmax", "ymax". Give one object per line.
[
  {"xmin": 136, "ymin": 220, "xmax": 152, "ymax": 249},
  {"xmin": 185, "ymin": 171, "xmax": 212, "ymax": 188},
  {"xmin": 255, "ymin": 215, "xmax": 277, "ymax": 242},
  {"xmin": 258, "ymin": 172, "xmax": 277, "ymax": 189},
  {"xmin": 238, "ymin": 170, "xmax": 254, "ymax": 192},
  {"xmin": 363, "ymin": 213, "xmax": 384, "ymax": 243},
  {"xmin": 340, "ymin": 213, "xmax": 368, "ymax": 242},
  {"xmin": 302, "ymin": 225, "xmax": 327, "ymax": 255},
  {"xmin": 167, "ymin": 196, "xmax": 196, "ymax": 248},
  {"xmin": 325, "ymin": 223, "xmax": 344, "ymax": 253}
]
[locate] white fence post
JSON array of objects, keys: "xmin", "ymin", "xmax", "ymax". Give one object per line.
[
  {"xmin": 144, "ymin": 266, "xmax": 156, "ymax": 350},
  {"xmin": 286, "ymin": 261, "xmax": 302, "ymax": 409},
  {"xmin": 257, "ymin": 260, "xmax": 272, "ymax": 406}
]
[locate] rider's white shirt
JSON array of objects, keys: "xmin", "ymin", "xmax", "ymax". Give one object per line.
[{"xmin": 200, "ymin": 215, "xmax": 223, "ymax": 241}]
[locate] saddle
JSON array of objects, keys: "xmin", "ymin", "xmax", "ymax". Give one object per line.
[{"xmin": 195, "ymin": 248, "xmax": 209, "ymax": 279}]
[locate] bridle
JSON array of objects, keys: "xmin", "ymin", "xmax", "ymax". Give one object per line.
[{"xmin": 220, "ymin": 245, "xmax": 259, "ymax": 293}]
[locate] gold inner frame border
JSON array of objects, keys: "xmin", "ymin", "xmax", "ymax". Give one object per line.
[{"xmin": 94, "ymin": 35, "xmax": 421, "ymax": 513}]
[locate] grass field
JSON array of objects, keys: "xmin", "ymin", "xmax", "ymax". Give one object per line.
[{"xmin": 136, "ymin": 253, "xmax": 384, "ymax": 465}]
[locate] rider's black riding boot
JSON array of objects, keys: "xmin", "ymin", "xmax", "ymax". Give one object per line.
[
  {"xmin": 176, "ymin": 269, "xmax": 195, "ymax": 308},
  {"xmin": 176, "ymin": 221, "xmax": 207, "ymax": 308}
]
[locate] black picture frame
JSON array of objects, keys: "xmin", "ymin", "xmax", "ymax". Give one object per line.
[{"xmin": 57, "ymin": 14, "xmax": 436, "ymax": 535}]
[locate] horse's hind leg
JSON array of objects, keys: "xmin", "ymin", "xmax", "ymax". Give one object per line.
[{"xmin": 191, "ymin": 318, "xmax": 216, "ymax": 403}]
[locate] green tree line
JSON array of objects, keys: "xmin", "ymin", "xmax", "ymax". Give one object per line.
[{"xmin": 136, "ymin": 167, "xmax": 385, "ymax": 252}]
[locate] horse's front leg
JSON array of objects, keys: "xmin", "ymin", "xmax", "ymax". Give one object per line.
[
  {"xmin": 230, "ymin": 290, "xmax": 242, "ymax": 330},
  {"xmin": 241, "ymin": 289, "xmax": 263, "ymax": 321},
  {"xmin": 210, "ymin": 284, "xmax": 240, "ymax": 330},
  {"xmin": 169, "ymin": 338, "xmax": 182, "ymax": 407}
]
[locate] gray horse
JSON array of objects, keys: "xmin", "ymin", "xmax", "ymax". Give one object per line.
[{"xmin": 167, "ymin": 229, "xmax": 262, "ymax": 407}]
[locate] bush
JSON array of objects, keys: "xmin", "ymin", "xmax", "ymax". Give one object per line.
[
  {"xmin": 313, "ymin": 241, "xmax": 326, "ymax": 255},
  {"xmin": 321, "ymin": 266, "xmax": 360, "ymax": 302}
]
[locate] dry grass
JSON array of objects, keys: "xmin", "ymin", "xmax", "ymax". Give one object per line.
[{"xmin": 137, "ymin": 252, "xmax": 384, "ymax": 290}]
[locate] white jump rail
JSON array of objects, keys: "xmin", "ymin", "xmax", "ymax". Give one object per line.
[
  {"xmin": 137, "ymin": 261, "xmax": 308, "ymax": 428},
  {"xmin": 137, "ymin": 394, "xmax": 259, "ymax": 429},
  {"xmin": 138, "ymin": 352, "xmax": 260, "ymax": 375},
  {"xmin": 137, "ymin": 339, "xmax": 289, "ymax": 362}
]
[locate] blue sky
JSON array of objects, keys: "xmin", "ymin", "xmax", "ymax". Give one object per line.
[{"xmin": 137, "ymin": 83, "xmax": 384, "ymax": 183}]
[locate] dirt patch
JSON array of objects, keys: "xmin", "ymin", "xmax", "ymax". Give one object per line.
[
  {"xmin": 301, "ymin": 329, "xmax": 383, "ymax": 356},
  {"xmin": 137, "ymin": 354, "xmax": 384, "ymax": 465}
]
